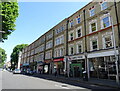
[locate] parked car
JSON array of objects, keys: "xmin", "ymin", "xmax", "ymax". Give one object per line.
[
  {"xmin": 13, "ymin": 69, "xmax": 21, "ymax": 74},
  {"xmin": 21, "ymin": 69, "xmax": 27, "ymax": 74},
  {"xmin": 26, "ymin": 69, "xmax": 34, "ymax": 75}
]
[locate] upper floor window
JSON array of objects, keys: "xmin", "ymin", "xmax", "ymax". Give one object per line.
[
  {"xmin": 55, "ymin": 25, "xmax": 65, "ymax": 35},
  {"xmin": 89, "ymin": 20, "xmax": 97, "ymax": 33},
  {"xmin": 46, "ymin": 41, "xmax": 52, "ymax": 49},
  {"xmin": 46, "ymin": 33, "xmax": 53, "ymax": 40},
  {"xmin": 76, "ymin": 15, "xmax": 81, "ymax": 24},
  {"xmin": 55, "ymin": 35, "xmax": 64, "ymax": 46},
  {"xmin": 54, "ymin": 47, "xmax": 64, "ymax": 57},
  {"xmin": 103, "ymin": 17, "xmax": 110, "ymax": 28},
  {"xmin": 101, "ymin": 1, "xmax": 107, "ymax": 10},
  {"xmin": 90, "ymin": 9, "xmax": 95, "ymax": 17},
  {"xmin": 91, "ymin": 23, "xmax": 97, "ymax": 32},
  {"xmin": 76, "ymin": 27, "xmax": 82, "ymax": 38},
  {"xmin": 77, "ymin": 44, "xmax": 82, "ymax": 53},
  {"xmin": 104, "ymin": 36, "xmax": 113, "ymax": 48},
  {"xmin": 39, "ymin": 45, "xmax": 44, "ymax": 52},
  {"xmin": 45, "ymin": 51, "xmax": 52, "ymax": 59},
  {"xmin": 70, "ymin": 33, "xmax": 74, "ymax": 41},
  {"xmin": 92, "ymin": 40, "xmax": 98, "ymax": 50},
  {"xmin": 70, "ymin": 47, "xmax": 74, "ymax": 55},
  {"xmin": 101, "ymin": 16, "xmax": 110, "ymax": 29},
  {"xmin": 77, "ymin": 17, "xmax": 81, "ymax": 24},
  {"xmin": 69, "ymin": 20, "xmax": 74, "ymax": 28}
]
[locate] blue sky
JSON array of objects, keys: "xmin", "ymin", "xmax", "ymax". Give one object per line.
[{"xmin": 0, "ymin": 2, "xmax": 88, "ymax": 62}]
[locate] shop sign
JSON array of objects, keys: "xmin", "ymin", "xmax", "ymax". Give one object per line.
[
  {"xmin": 54, "ymin": 58, "xmax": 64, "ymax": 62},
  {"xmin": 68, "ymin": 55, "xmax": 84, "ymax": 60}
]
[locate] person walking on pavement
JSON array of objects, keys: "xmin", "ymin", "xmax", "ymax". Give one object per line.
[{"xmin": 54, "ymin": 68, "xmax": 58, "ymax": 77}]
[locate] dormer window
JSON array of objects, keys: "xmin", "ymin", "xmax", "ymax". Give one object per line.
[
  {"xmin": 70, "ymin": 19, "xmax": 74, "ymax": 28},
  {"xmin": 76, "ymin": 15, "xmax": 81, "ymax": 24},
  {"xmin": 100, "ymin": 0, "xmax": 107, "ymax": 10},
  {"xmin": 89, "ymin": 6, "xmax": 95, "ymax": 17}
]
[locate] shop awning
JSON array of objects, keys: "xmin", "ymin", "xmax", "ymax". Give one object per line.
[{"xmin": 54, "ymin": 58, "xmax": 64, "ymax": 62}]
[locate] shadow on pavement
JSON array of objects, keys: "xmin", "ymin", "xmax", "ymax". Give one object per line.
[{"xmin": 21, "ymin": 73, "xmax": 119, "ymax": 91}]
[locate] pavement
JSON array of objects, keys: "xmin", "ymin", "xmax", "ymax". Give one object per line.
[{"xmin": 32, "ymin": 73, "xmax": 120, "ymax": 89}]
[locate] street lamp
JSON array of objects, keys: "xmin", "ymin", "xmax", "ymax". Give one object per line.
[{"xmin": 110, "ymin": 15, "xmax": 119, "ymax": 85}]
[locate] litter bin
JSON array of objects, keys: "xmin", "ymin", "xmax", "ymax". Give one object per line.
[{"xmin": 83, "ymin": 71, "xmax": 88, "ymax": 81}]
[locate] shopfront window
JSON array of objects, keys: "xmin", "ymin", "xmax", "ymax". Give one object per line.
[{"xmin": 89, "ymin": 56, "xmax": 117, "ymax": 80}]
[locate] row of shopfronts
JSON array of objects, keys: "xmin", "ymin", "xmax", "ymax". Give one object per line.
[{"xmin": 21, "ymin": 49, "xmax": 120, "ymax": 82}]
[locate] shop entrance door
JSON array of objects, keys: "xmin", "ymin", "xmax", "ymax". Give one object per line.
[
  {"xmin": 71, "ymin": 64, "xmax": 82, "ymax": 77},
  {"xmin": 74, "ymin": 66, "xmax": 80, "ymax": 77}
]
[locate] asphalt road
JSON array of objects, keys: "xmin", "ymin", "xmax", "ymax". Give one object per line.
[{"xmin": 1, "ymin": 70, "xmax": 119, "ymax": 91}]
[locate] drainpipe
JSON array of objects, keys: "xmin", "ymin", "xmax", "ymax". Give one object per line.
[
  {"xmin": 52, "ymin": 29, "xmax": 55, "ymax": 74},
  {"xmin": 83, "ymin": 9, "xmax": 89, "ymax": 80},
  {"xmin": 43, "ymin": 35, "xmax": 46, "ymax": 74},
  {"xmin": 66, "ymin": 19, "xmax": 69, "ymax": 77}
]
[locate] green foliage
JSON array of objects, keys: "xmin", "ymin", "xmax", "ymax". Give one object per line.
[
  {"xmin": 0, "ymin": 0, "xmax": 19, "ymax": 41},
  {"xmin": 0, "ymin": 47, "xmax": 7, "ymax": 66},
  {"xmin": 10, "ymin": 44, "xmax": 28, "ymax": 69}
]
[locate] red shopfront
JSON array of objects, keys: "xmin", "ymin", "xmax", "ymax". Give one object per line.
[{"xmin": 53, "ymin": 58, "xmax": 64, "ymax": 75}]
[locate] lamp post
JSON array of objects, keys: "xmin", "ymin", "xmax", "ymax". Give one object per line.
[
  {"xmin": 110, "ymin": 15, "xmax": 119, "ymax": 85},
  {"xmin": 101, "ymin": 11, "xmax": 119, "ymax": 85}
]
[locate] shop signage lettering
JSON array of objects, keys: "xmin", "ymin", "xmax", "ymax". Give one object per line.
[{"xmin": 69, "ymin": 55, "xmax": 84, "ymax": 60}]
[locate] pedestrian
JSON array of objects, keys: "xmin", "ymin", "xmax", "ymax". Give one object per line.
[{"xmin": 54, "ymin": 70, "xmax": 57, "ymax": 76}]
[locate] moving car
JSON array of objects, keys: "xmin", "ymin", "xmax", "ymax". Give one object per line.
[{"xmin": 13, "ymin": 69, "xmax": 21, "ymax": 74}]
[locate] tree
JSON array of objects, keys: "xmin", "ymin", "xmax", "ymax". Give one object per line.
[
  {"xmin": 0, "ymin": 0, "xmax": 19, "ymax": 42},
  {"xmin": 0, "ymin": 47, "xmax": 7, "ymax": 67},
  {"xmin": 10, "ymin": 44, "xmax": 28, "ymax": 70}
]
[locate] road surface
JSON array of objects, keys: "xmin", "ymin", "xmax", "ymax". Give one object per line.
[{"xmin": 1, "ymin": 70, "xmax": 119, "ymax": 91}]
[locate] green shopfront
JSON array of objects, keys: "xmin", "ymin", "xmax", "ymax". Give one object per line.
[{"xmin": 68, "ymin": 55, "xmax": 85, "ymax": 78}]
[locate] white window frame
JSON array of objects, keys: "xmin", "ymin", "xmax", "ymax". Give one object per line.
[
  {"xmin": 69, "ymin": 30, "xmax": 74, "ymax": 41},
  {"xmin": 55, "ymin": 35, "xmax": 64, "ymax": 46},
  {"xmin": 89, "ymin": 8, "xmax": 95, "ymax": 17},
  {"xmin": 76, "ymin": 15, "xmax": 81, "ymax": 24},
  {"xmin": 89, "ymin": 19, "xmax": 97, "ymax": 33},
  {"xmin": 101, "ymin": 1, "xmax": 108, "ymax": 11},
  {"xmin": 100, "ymin": 13, "xmax": 111, "ymax": 29},
  {"xmin": 90, "ymin": 36, "xmax": 99, "ymax": 51},
  {"xmin": 70, "ymin": 47, "xmax": 74, "ymax": 55},
  {"xmin": 68, "ymin": 44, "xmax": 74, "ymax": 55},
  {"xmin": 76, "ymin": 41, "xmax": 82, "ymax": 53},
  {"xmin": 102, "ymin": 32, "xmax": 113, "ymax": 49},
  {"xmin": 76, "ymin": 26, "xmax": 82, "ymax": 38},
  {"xmin": 69, "ymin": 20, "xmax": 74, "ymax": 28}
]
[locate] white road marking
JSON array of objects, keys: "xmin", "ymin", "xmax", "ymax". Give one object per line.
[{"xmin": 55, "ymin": 84, "xmax": 70, "ymax": 89}]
